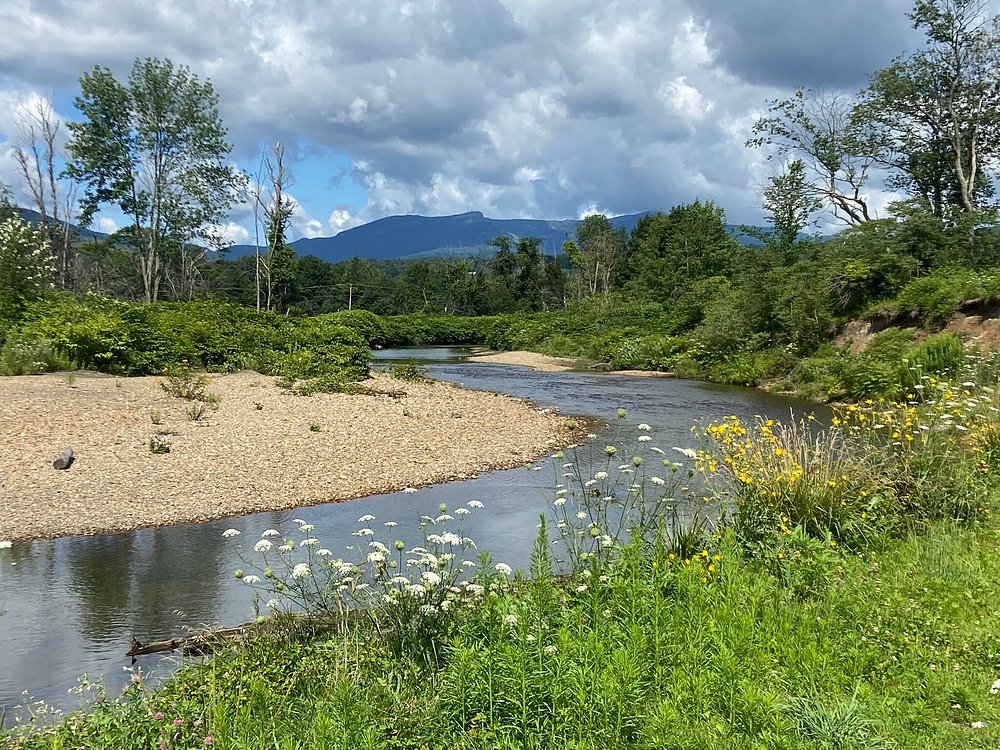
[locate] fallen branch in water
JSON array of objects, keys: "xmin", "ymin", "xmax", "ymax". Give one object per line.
[{"xmin": 126, "ymin": 610, "xmax": 363, "ymax": 663}]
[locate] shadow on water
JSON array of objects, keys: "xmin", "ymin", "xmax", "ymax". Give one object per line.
[{"xmin": 0, "ymin": 347, "xmax": 829, "ymax": 715}]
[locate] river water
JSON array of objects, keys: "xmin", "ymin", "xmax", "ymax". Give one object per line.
[{"xmin": 0, "ymin": 348, "xmax": 826, "ymax": 717}]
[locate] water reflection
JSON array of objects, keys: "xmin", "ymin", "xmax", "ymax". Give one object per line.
[{"xmin": 0, "ymin": 349, "xmax": 829, "ymax": 715}]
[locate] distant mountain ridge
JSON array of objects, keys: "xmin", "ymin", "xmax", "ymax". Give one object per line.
[{"xmin": 229, "ymin": 210, "xmax": 764, "ymax": 263}]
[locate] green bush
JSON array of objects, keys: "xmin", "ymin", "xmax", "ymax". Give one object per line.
[{"xmin": 0, "ymin": 328, "xmax": 74, "ymax": 375}]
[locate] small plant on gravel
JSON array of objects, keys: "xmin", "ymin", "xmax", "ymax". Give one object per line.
[
  {"xmin": 390, "ymin": 361, "xmax": 426, "ymax": 382},
  {"xmin": 161, "ymin": 362, "xmax": 209, "ymax": 401},
  {"xmin": 149, "ymin": 410, "xmax": 163, "ymax": 425},
  {"xmin": 252, "ymin": 401, "xmax": 263, "ymax": 410},
  {"xmin": 309, "ymin": 421, "xmax": 322, "ymax": 432},
  {"xmin": 149, "ymin": 435, "xmax": 171, "ymax": 454},
  {"xmin": 185, "ymin": 402, "xmax": 206, "ymax": 421}
]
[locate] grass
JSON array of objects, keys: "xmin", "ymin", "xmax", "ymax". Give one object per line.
[{"xmin": 7, "ymin": 522, "xmax": 1000, "ymax": 749}]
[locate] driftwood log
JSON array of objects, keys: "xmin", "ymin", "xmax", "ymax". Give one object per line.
[
  {"xmin": 53, "ymin": 447, "xmax": 74, "ymax": 470},
  {"xmin": 126, "ymin": 611, "xmax": 363, "ymax": 663}
]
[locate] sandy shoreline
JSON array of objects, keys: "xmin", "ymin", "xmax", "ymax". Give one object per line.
[
  {"xmin": 0, "ymin": 371, "xmax": 572, "ymax": 542},
  {"xmin": 466, "ymin": 350, "xmax": 676, "ymax": 377}
]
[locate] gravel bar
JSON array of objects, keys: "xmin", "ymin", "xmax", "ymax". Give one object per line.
[{"xmin": 0, "ymin": 371, "xmax": 572, "ymax": 542}]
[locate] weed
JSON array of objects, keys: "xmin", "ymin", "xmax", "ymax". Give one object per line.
[
  {"xmin": 390, "ymin": 361, "xmax": 426, "ymax": 382},
  {"xmin": 308, "ymin": 421, "xmax": 321, "ymax": 432},
  {"xmin": 149, "ymin": 410, "xmax": 163, "ymax": 425},
  {"xmin": 161, "ymin": 362, "xmax": 209, "ymax": 401},
  {"xmin": 149, "ymin": 436, "xmax": 170, "ymax": 454},
  {"xmin": 185, "ymin": 402, "xmax": 206, "ymax": 421}
]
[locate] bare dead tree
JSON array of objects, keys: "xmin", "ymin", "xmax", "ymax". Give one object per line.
[{"xmin": 13, "ymin": 97, "xmax": 79, "ymax": 288}]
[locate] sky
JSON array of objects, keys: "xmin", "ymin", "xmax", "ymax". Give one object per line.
[{"xmin": 0, "ymin": 0, "xmax": 949, "ymax": 243}]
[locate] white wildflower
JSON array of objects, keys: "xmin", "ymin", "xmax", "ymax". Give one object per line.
[
  {"xmin": 222, "ymin": 529, "xmax": 240, "ymax": 538},
  {"xmin": 504, "ymin": 612, "xmax": 519, "ymax": 626},
  {"xmin": 367, "ymin": 551, "xmax": 387, "ymax": 564},
  {"xmin": 454, "ymin": 508, "xmax": 470, "ymax": 515},
  {"xmin": 291, "ymin": 563, "xmax": 310, "ymax": 579},
  {"xmin": 991, "ymin": 678, "xmax": 1000, "ymax": 695},
  {"xmin": 242, "ymin": 575, "xmax": 261, "ymax": 585},
  {"xmin": 544, "ymin": 644, "xmax": 557, "ymax": 654},
  {"xmin": 495, "ymin": 562, "xmax": 513, "ymax": 577},
  {"xmin": 554, "ymin": 497, "xmax": 567, "ymax": 507},
  {"xmin": 298, "ymin": 523, "xmax": 315, "ymax": 533},
  {"xmin": 0, "ymin": 540, "xmax": 13, "ymax": 549},
  {"xmin": 576, "ymin": 511, "xmax": 587, "ymax": 520},
  {"xmin": 421, "ymin": 571, "xmax": 442, "ymax": 586},
  {"xmin": 316, "ymin": 548, "xmax": 332, "ymax": 556},
  {"xmin": 261, "ymin": 529, "xmax": 280, "ymax": 538},
  {"xmin": 253, "ymin": 540, "xmax": 273, "ymax": 553},
  {"xmin": 649, "ymin": 476, "xmax": 665, "ymax": 486},
  {"xmin": 576, "ymin": 584, "xmax": 588, "ymax": 593},
  {"xmin": 467, "ymin": 500, "xmax": 484, "ymax": 509},
  {"xmin": 971, "ymin": 721, "xmax": 987, "ymax": 729},
  {"xmin": 354, "ymin": 528, "xmax": 374, "ymax": 537},
  {"xmin": 403, "ymin": 487, "xmax": 418, "ymax": 493},
  {"xmin": 357, "ymin": 514, "xmax": 376, "ymax": 523},
  {"xmin": 405, "ymin": 584, "xmax": 426, "ymax": 597},
  {"xmin": 384, "ymin": 521, "xmax": 398, "ymax": 528},
  {"xmin": 266, "ymin": 599, "xmax": 281, "ymax": 610},
  {"xmin": 300, "ymin": 538, "xmax": 319, "ymax": 547},
  {"xmin": 637, "ymin": 423, "xmax": 652, "ymax": 431},
  {"xmin": 278, "ymin": 543, "xmax": 294, "ymax": 552},
  {"xmin": 638, "ymin": 435, "xmax": 652, "ymax": 442},
  {"xmin": 461, "ymin": 560, "xmax": 477, "ymax": 568},
  {"xmin": 673, "ymin": 447, "xmax": 697, "ymax": 459}
]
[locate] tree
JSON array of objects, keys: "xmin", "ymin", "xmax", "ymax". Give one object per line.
[
  {"xmin": 66, "ymin": 58, "xmax": 241, "ymax": 303},
  {"xmin": 762, "ymin": 159, "xmax": 823, "ymax": 251},
  {"xmin": 262, "ymin": 142, "xmax": 296, "ymax": 312},
  {"xmin": 627, "ymin": 201, "xmax": 740, "ymax": 302},
  {"xmin": 12, "ymin": 98, "xmax": 79, "ymax": 289},
  {"xmin": 861, "ymin": 0, "xmax": 1000, "ymax": 215},
  {"xmin": 563, "ymin": 214, "xmax": 625, "ymax": 298},
  {"xmin": 749, "ymin": 89, "xmax": 876, "ymax": 225}
]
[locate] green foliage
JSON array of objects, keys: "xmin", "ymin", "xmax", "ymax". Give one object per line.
[
  {"xmin": 0, "ymin": 329, "xmax": 73, "ymax": 375},
  {"xmin": 8, "ymin": 295, "xmax": 372, "ymax": 391},
  {"xmin": 389, "ymin": 361, "xmax": 426, "ymax": 382},
  {"xmin": 892, "ymin": 267, "xmax": 1000, "ymax": 329},
  {"xmin": 66, "ymin": 57, "xmax": 241, "ymax": 304},
  {"xmin": 0, "ymin": 216, "xmax": 53, "ymax": 324}
]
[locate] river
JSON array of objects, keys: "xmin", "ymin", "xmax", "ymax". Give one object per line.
[{"xmin": 0, "ymin": 348, "xmax": 826, "ymax": 718}]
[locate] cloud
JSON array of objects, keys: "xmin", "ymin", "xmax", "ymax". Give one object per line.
[{"xmin": 0, "ymin": 0, "xmax": 931, "ymax": 230}]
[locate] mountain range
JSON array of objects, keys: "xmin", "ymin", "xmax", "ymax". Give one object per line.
[
  {"xmin": 14, "ymin": 205, "xmax": 765, "ymax": 263},
  {"xmin": 229, "ymin": 211, "xmax": 764, "ymax": 264}
]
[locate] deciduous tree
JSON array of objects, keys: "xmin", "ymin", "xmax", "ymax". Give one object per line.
[{"xmin": 66, "ymin": 58, "xmax": 241, "ymax": 303}]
